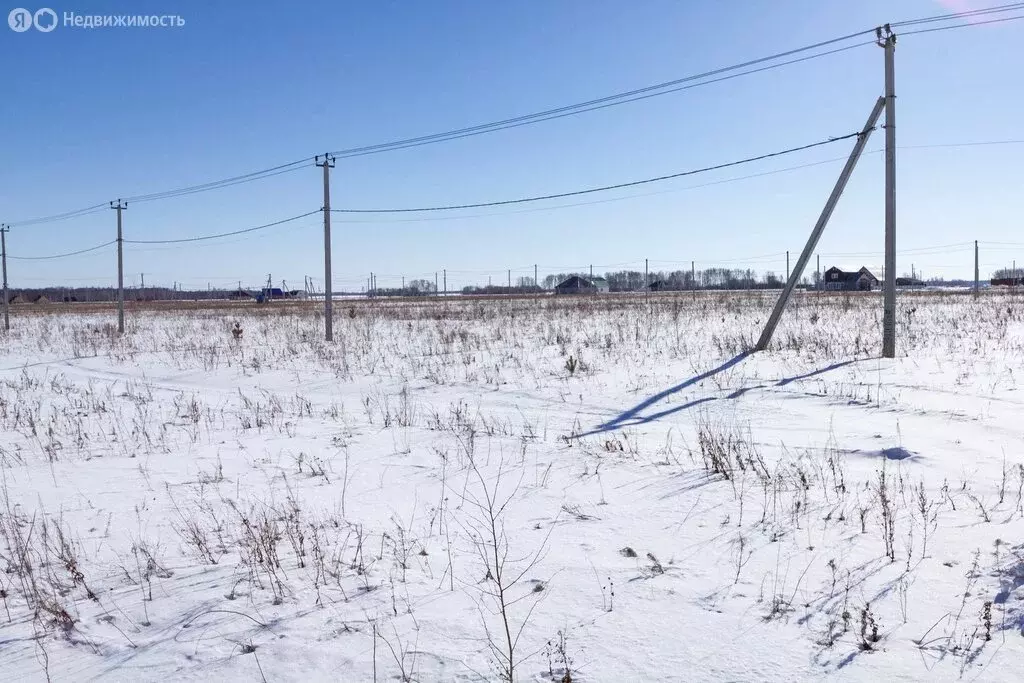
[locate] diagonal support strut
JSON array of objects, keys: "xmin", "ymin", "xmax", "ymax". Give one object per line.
[{"xmin": 754, "ymin": 96, "xmax": 885, "ymax": 352}]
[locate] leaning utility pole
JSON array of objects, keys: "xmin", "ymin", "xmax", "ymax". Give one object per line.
[
  {"xmin": 111, "ymin": 200, "xmax": 126, "ymax": 334},
  {"xmin": 755, "ymin": 96, "xmax": 886, "ymax": 351},
  {"xmin": 1, "ymin": 224, "xmax": 8, "ymax": 332},
  {"xmin": 316, "ymin": 154, "xmax": 336, "ymax": 341},
  {"xmin": 880, "ymin": 25, "xmax": 897, "ymax": 358}
]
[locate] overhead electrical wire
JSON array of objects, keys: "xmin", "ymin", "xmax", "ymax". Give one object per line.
[
  {"xmin": 330, "ymin": 132, "xmax": 865, "ymax": 213},
  {"xmin": 326, "ymin": 39, "xmax": 876, "ymax": 159},
  {"xmin": 122, "ymin": 210, "xmax": 321, "ymax": 245},
  {"xmin": 8, "ymin": 240, "xmax": 116, "ymax": 261},
  {"xmin": 8, "ymin": 136, "xmax": 1021, "ymax": 260},
  {"xmin": 5, "ymin": 2, "xmax": 1022, "ymax": 231},
  {"xmin": 891, "ymin": 2, "xmax": 1024, "ymax": 27},
  {"xmin": 900, "ymin": 13, "xmax": 1024, "ymax": 35},
  {"xmin": 121, "ymin": 160, "xmax": 311, "ymax": 205}
]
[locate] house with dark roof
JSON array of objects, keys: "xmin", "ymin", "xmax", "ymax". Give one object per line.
[
  {"xmin": 554, "ymin": 276, "xmax": 609, "ymax": 295},
  {"xmin": 823, "ymin": 266, "xmax": 879, "ymax": 291},
  {"xmin": 260, "ymin": 287, "xmax": 295, "ymax": 300}
]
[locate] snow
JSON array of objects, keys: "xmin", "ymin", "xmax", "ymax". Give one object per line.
[{"xmin": 0, "ymin": 291, "xmax": 1023, "ymax": 682}]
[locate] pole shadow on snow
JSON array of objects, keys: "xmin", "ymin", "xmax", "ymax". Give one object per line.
[
  {"xmin": 575, "ymin": 351, "xmax": 750, "ymax": 438},
  {"xmin": 577, "ymin": 354, "xmax": 873, "ymax": 438},
  {"xmin": 775, "ymin": 358, "xmax": 865, "ymax": 386}
]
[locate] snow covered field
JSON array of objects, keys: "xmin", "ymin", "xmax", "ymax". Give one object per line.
[{"xmin": 1, "ymin": 291, "xmax": 1023, "ymax": 682}]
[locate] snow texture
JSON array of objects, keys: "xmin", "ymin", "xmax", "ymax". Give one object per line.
[{"xmin": 0, "ymin": 291, "xmax": 1022, "ymax": 682}]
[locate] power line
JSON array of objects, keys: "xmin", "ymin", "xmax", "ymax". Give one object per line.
[
  {"xmin": 6, "ymin": 4, "xmax": 1022, "ymax": 231},
  {"xmin": 900, "ymin": 13, "xmax": 1024, "ymax": 36},
  {"xmin": 8, "ymin": 240, "xmax": 116, "ymax": 261},
  {"xmin": 5, "ymin": 36, "xmax": 877, "ymax": 229},
  {"xmin": 123, "ymin": 210, "xmax": 320, "ymax": 245},
  {"xmin": 123, "ymin": 161, "xmax": 310, "ymax": 205},
  {"xmin": 9, "ymin": 204, "xmax": 109, "ymax": 228},
  {"xmin": 891, "ymin": 2, "xmax": 1024, "ymax": 27},
  {"xmin": 327, "ymin": 42, "xmax": 875, "ymax": 159},
  {"xmin": 331, "ymin": 132, "xmax": 864, "ymax": 213}
]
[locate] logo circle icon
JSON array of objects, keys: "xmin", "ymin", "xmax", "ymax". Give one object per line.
[
  {"xmin": 8, "ymin": 7, "xmax": 32, "ymax": 32},
  {"xmin": 33, "ymin": 7, "xmax": 57, "ymax": 32}
]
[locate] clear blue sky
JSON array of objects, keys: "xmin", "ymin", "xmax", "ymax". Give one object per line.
[{"xmin": 1, "ymin": 0, "xmax": 1022, "ymax": 291}]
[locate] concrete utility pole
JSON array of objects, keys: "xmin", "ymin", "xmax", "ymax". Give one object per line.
[
  {"xmin": 755, "ymin": 96, "xmax": 885, "ymax": 352},
  {"xmin": 111, "ymin": 200, "xmax": 126, "ymax": 334},
  {"xmin": 435, "ymin": 272, "xmax": 438, "ymax": 295},
  {"xmin": 645, "ymin": 258, "xmax": 649, "ymax": 288},
  {"xmin": 443, "ymin": 269, "xmax": 446, "ymax": 295},
  {"xmin": 691, "ymin": 260, "xmax": 696, "ymax": 299},
  {"xmin": 1, "ymin": 225, "xmax": 8, "ymax": 332},
  {"xmin": 534, "ymin": 264, "xmax": 538, "ymax": 291},
  {"xmin": 316, "ymin": 154, "xmax": 336, "ymax": 341},
  {"xmin": 786, "ymin": 251, "xmax": 790, "ymax": 281},
  {"xmin": 507, "ymin": 269, "xmax": 511, "ymax": 289},
  {"xmin": 880, "ymin": 25, "xmax": 897, "ymax": 358}
]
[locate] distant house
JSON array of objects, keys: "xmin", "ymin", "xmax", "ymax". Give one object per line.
[
  {"xmin": 554, "ymin": 276, "xmax": 609, "ymax": 295},
  {"xmin": 261, "ymin": 288, "xmax": 294, "ymax": 300},
  {"xmin": 647, "ymin": 280, "xmax": 668, "ymax": 292},
  {"xmin": 991, "ymin": 276, "xmax": 1023, "ymax": 287},
  {"xmin": 895, "ymin": 276, "xmax": 925, "ymax": 288},
  {"xmin": 823, "ymin": 267, "xmax": 879, "ymax": 291},
  {"xmin": 32, "ymin": 294, "xmax": 50, "ymax": 304},
  {"xmin": 229, "ymin": 289, "xmax": 253, "ymax": 300},
  {"xmin": 8, "ymin": 294, "xmax": 26, "ymax": 305}
]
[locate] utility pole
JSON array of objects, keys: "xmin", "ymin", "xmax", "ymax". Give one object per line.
[
  {"xmin": 1, "ymin": 225, "xmax": 8, "ymax": 332},
  {"xmin": 435, "ymin": 271, "xmax": 438, "ymax": 296},
  {"xmin": 645, "ymin": 258, "xmax": 649, "ymax": 289},
  {"xmin": 589, "ymin": 264, "xmax": 593, "ymax": 279},
  {"xmin": 691, "ymin": 260, "xmax": 696, "ymax": 299},
  {"xmin": 786, "ymin": 251, "xmax": 790, "ymax": 282},
  {"xmin": 880, "ymin": 24, "xmax": 897, "ymax": 358},
  {"xmin": 534, "ymin": 264, "xmax": 538, "ymax": 292},
  {"xmin": 507, "ymin": 269, "xmax": 511, "ymax": 290},
  {"xmin": 111, "ymin": 200, "xmax": 126, "ymax": 334},
  {"xmin": 316, "ymin": 154, "xmax": 336, "ymax": 341},
  {"xmin": 443, "ymin": 269, "xmax": 446, "ymax": 295}
]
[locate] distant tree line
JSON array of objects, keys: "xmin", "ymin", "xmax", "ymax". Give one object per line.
[
  {"xmin": 541, "ymin": 268, "xmax": 797, "ymax": 291},
  {"xmin": 5, "ymin": 286, "xmax": 237, "ymax": 303}
]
